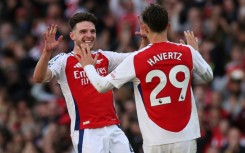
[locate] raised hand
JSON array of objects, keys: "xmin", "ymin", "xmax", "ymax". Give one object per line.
[
  {"xmin": 43, "ymin": 24, "xmax": 63, "ymax": 52},
  {"xmin": 180, "ymin": 31, "xmax": 199, "ymax": 51},
  {"xmin": 135, "ymin": 16, "xmax": 147, "ymax": 38},
  {"xmin": 135, "ymin": 16, "xmax": 149, "ymax": 49},
  {"xmin": 74, "ymin": 44, "xmax": 99, "ymax": 68}
]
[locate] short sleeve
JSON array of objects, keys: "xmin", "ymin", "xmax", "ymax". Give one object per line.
[
  {"xmin": 101, "ymin": 50, "xmax": 132, "ymax": 72},
  {"xmin": 48, "ymin": 53, "xmax": 67, "ymax": 80}
]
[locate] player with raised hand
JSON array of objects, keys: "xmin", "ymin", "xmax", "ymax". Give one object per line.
[
  {"xmin": 76, "ymin": 4, "xmax": 213, "ymax": 153},
  {"xmin": 33, "ymin": 12, "xmax": 135, "ymax": 153},
  {"xmin": 33, "ymin": 24, "xmax": 63, "ymax": 82}
]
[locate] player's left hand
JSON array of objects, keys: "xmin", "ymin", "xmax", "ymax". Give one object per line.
[
  {"xmin": 180, "ymin": 31, "xmax": 199, "ymax": 51},
  {"xmin": 74, "ymin": 44, "xmax": 99, "ymax": 68}
]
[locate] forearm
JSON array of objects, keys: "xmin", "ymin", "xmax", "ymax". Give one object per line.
[
  {"xmin": 191, "ymin": 46, "xmax": 213, "ymax": 83},
  {"xmin": 201, "ymin": 66, "xmax": 213, "ymax": 82},
  {"xmin": 33, "ymin": 50, "xmax": 52, "ymax": 83},
  {"xmin": 193, "ymin": 70, "xmax": 212, "ymax": 85},
  {"xmin": 84, "ymin": 65, "xmax": 114, "ymax": 93},
  {"xmin": 194, "ymin": 66, "xmax": 213, "ymax": 84}
]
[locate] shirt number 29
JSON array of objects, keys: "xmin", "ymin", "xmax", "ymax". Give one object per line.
[{"xmin": 145, "ymin": 65, "xmax": 190, "ymax": 106}]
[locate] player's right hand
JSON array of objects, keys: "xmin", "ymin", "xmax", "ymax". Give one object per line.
[
  {"xmin": 135, "ymin": 16, "xmax": 147, "ymax": 38},
  {"xmin": 75, "ymin": 44, "xmax": 99, "ymax": 68},
  {"xmin": 135, "ymin": 16, "xmax": 149, "ymax": 49},
  {"xmin": 43, "ymin": 24, "xmax": 63, "ymax": 53}
]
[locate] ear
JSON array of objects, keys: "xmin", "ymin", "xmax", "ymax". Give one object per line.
[
  {"xmin": 167, "ymin": 22, "xmax": 170, "ymax": 30},
  {"xmin": 142, "ymin": 24, "xmax": 149, "ymax": 34},
  {"xmin": 70, "ymin": 31, "xmax": 75, "ymax": 41}
]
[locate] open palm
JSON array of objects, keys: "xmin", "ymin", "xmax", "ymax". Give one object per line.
[
  {"xmin": 180, "ymin": 31, "xmax": 199, "ymax": 51},
  {"xmin": 44, "ymin": 24, "xmax": 63, "ymax": 52}
]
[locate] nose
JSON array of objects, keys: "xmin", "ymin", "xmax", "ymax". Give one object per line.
[{"xmin": 86, "ymin": 31, "xmax": 93, "ymax": 37}]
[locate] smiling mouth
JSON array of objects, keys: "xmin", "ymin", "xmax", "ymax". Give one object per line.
[
  {"xmin": 80, "ymin": 40, "xmax": 94, "ymax": 49},
  {"xmin": 83, "ymin": 40, "xmax": 93, "ymax": 45}
]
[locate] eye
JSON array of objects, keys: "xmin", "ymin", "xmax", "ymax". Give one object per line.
[
  {"xmin": 91, "ymin": 29, "xmax": 96, "ymax": 34},
  {"xmin": 80, "ymin": 30, "xmax": 87, "ymax": 34}
]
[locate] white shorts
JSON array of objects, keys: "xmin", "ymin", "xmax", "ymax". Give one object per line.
[
  {"xmin": 71, "ymin": 124, "xmax": 134, "ymax": 153},
  {"xmin": 143, "ymin": 139, "xmax": 197, "ymax": 153}
]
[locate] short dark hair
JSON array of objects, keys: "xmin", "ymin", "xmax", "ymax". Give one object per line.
[
  {"xmin": 68, "ymin": 12, "xmax": 98, "ymax": 30},
  {"xmin": 141, "ymin": 4, "xmax": 168, "ymax": 33}
]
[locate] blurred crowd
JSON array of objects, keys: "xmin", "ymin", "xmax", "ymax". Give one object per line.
[{"xmin": 0, "ymin": 0, "xmax": 245, "ymax": 153}]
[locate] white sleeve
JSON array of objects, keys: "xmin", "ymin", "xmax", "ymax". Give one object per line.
[
  {"xmin": 84, "ymin": 53, "xmax": 137, "ymax": 93},
  {"xmin": 102, "ymin": 51, "xmax": 132, "ymax": 72},
  {"xmin": 84, "ymin": 65, "xmax": 114, "ymax": 93},
  {"xmin": 48, "ymin": 53, "xmax": 66, "ymax": 81},
  {"xmin": 189, "ymin": 46, "xmax": 213, "ymax": 83},
  {"xmin": 107, "ymin": 53, "xmax": 136, "ymax": 88}
]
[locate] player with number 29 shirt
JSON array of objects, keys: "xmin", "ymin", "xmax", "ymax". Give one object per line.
[
  {"xmin": 79, "ymin": 4, "xmax": 213, "ymax": 153},
  {"xmin": 83, "ymin": 40, "xmax": 212, "ymax": 145}
]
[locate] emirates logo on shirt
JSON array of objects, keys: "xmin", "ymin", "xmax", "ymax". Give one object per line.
[{"xmin": 73, "ymin": 67, "xmax": 108, "ymax": 85}]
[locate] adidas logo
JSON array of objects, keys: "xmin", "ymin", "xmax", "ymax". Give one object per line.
[{"xmin": 74, "ymin": 63, "xmax": 82, "ymax": 68}]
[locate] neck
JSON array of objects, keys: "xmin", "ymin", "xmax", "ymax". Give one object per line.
[
  {"xmin": 148, "ymin": 31, "xmax": 168, "ymax": 44},
  {"xmin": 72, "ymin": 44, "xmax": 80, "ymax": 54},
  {"xmin": 73, "ymin": 49, "xmax": 79, "ymax": 54},
  {"xmin": 73, "ymin": 45, "xmax": 92, "ymax": 54}
]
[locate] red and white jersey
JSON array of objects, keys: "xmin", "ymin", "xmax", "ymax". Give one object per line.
[
  {"xmin": 48, "ymin": 49, "xmax": 129, "ymax": 133},
  {"xmin": 107, "ymin": 42, "xmax": 213, "ymax": 146}
]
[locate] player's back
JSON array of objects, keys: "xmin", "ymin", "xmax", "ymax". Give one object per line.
[{"xmin": 133, "ymin": 42, "xmax": 200, "ymax": 145}]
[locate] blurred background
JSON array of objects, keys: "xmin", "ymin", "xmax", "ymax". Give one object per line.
[{"xmin": 0, "ymin": 0, "xmax": 245, "ymax": 153}]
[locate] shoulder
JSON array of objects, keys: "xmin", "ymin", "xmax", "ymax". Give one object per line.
[
  {"xmin": 94, "ymin": 49, "xmax": 132, "ymax": 55},
  {"xmin": 93, "ymin": 49, "xmax": 117, "ymax": 55},
  {"xmin": 93, "ymin": 49, "xmax": 132, "ymax": 60},
  {"xmin": 50, "ymin": 53, "xmax": 69, "ymax": 61},
  {"xmin": 165, "ymin": 42, "xmax": 199, "ymax": 57},
  {"xmin": 166, "ymin": 41, "xmax": 192, "ymax": 50},
  {"xmin": 170, "ymin": 42, "xmax": 196, "ymax": 52},
  {"xmin": 48, "ymin": 52, "xmax": 70, "ymax": 66}
]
